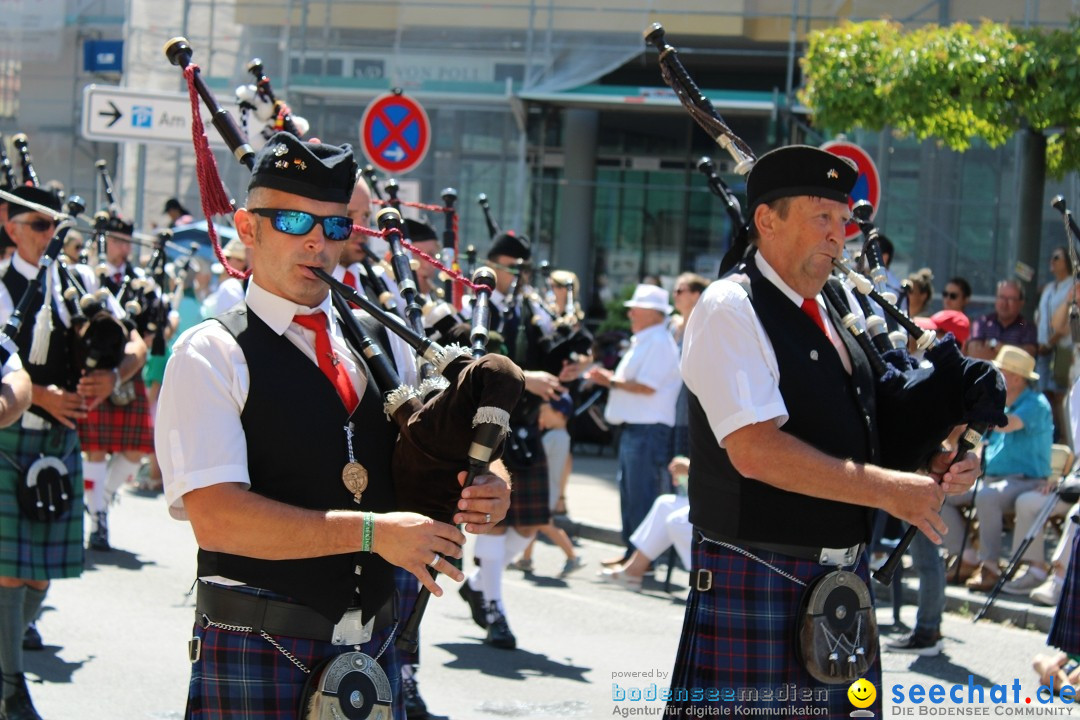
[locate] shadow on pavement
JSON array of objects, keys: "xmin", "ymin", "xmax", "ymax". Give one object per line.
[
  {"xmin": 24, "ymin": 646, "xmax": 87, "ymax": 685},
  {"xmin": 84, "ymin": 548, "xmax": 156, "ymax": 572},
  {"xmin": 436, "ymin": 641, "xmax": 590, "ymax": 683}
]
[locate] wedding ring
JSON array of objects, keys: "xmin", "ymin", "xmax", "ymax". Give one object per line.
[
  {"xmin": 428, "ymin": 553, "xmax": 440, "ymax": 568},
  {"xmin": 484, "ymin": 513, "xmax": 492, "ymax": 524}
]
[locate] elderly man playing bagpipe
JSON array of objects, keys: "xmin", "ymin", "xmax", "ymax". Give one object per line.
[
  {"xmin": 156, "ymin": 134, "xmax": 511, "ymax": 720},
  {"xmin": 669, "ymin": 145, "xmax": 1005, "ymax": 718}
]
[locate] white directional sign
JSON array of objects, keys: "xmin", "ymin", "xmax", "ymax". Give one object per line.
[{"xmin": 81, "ymin": 84, "xmax": 236, "ymax": 147}]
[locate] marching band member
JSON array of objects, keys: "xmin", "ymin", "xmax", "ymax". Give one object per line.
[{"xmin": 156, "ymin": 133, "xmax": 509, "ymax": 720}]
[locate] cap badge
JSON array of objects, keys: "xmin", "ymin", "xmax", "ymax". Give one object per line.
[
  {"xmin": 292, "ymin": 158, "xmax": 307, "ymax": 171},
  {"xmin": 274, "ymin": 159, "xmax": 288, "ymax": 169},
  {"xmin": 826, "ymin": 168, "xmax": 839, "ymax": 179},
  {"xmin": 272, "ymin": 143, "xmax": 288, "ymax": 157}
]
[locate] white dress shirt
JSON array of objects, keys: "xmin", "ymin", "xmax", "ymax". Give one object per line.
[
  {"xmin": 603, "ymin": 322, "xmax": 682, "ymax": 427},
  {"xmin": 680, "ymin": 252, "xmax": 852, "ymax": 449},
  {"xmin": 157, "ymin": 279, "xmax": 417, "ymax": 520}
]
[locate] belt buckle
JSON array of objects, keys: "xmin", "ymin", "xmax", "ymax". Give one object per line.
[
  {"xmin": 331, "ymin": 608, "xmax": 373, "ymax": 646},
  {"xmin": 694, "ymin": 569, "xmax": 712, "ymax": 592},
  {"xmin": 818, "ymin": 545, "xmax": 858, "ymax": 567}
]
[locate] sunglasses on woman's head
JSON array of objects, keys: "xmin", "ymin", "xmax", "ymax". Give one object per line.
[
  {"xmin": 14, "ymin": 218, "xmax": 55, "ymax": 233},
  {"xmin": 249, "ymin": 208, "xmax": 353, "ymax": 241}
]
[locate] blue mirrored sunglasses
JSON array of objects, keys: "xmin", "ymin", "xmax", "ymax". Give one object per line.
[{"xmin": 249, "ymin": 208, "xmax": 353, "ymax": 241}]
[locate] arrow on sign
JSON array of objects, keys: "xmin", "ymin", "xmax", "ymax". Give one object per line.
[
  {"xmin": 383, "ymin": 145, "xmax": 405, "ymax": 162},
  {"xmin": 98, "ymin": 101, "xmax": 122, "ymax": 128}
]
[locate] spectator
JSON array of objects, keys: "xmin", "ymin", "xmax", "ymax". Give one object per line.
[
  {"xmin": 670, "ymin": 272, "xmax": 709, "ymax": 457},
  {"xmin": 600, "ymin": 455, "xmax": 691, "ymax": 591},
  {"xmin": 966, "ymin": 279, "xmax": 1038, "ymax": 360},
  {"xmin": 904, "ymin": 267, "xmax": 934, "ymax": 318},
  {"xmin": 585, "ymin": 284, "xmax": 682, "ymax": 565},
  {"xmin": 942, "ymin": 276, "xmax": 972, "ymax": 313},
  {"xmin": 1037, "ymin": 250, "xmax": 1075, "ymax": 440},
  {"xmin": 941, "ymin": 345, "xmax": 1052, "ymax": 592},
  {"xmin": 163, "ymin": 198, "xmax": 193, "ymax": 229},
  {"xmin": 876, "ymin": 234, "xmax": 904, "ymax": 301}
]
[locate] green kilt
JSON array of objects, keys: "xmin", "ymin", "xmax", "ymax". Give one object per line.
[{"xmin": 0, "ymin": 422, "xmax": 84, "ymax": 580}]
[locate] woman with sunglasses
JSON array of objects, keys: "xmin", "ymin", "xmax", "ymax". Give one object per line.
[
  {"xmin": 942, "ymin": 276, "xmax": 972, "ymax": 313},
  {"xmin": 903, "ymin": 267, "xmax": 935, "ymax": 318}
]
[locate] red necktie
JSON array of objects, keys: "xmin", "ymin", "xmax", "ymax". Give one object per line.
[
  {"xmin": 292, "ymin": 311, "xmax": 360, "ymax": 412},
  {"xmin": 801, "ymin": 297, "xmax": 828, "ymax": 337},
  {"xmin": 342, "ymin": 269, "xmax": 357, "ymax": 290},
  {"xmin": 112, "ymin": 272, "xmax": 123, "ymax": 285}
]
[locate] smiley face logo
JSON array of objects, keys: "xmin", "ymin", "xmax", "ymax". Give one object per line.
[{"xmin": 848, "ymin": 678, "xmax": 876, "ymax": 709}]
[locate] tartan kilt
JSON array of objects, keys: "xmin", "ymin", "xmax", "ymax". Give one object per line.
[
  {"xmin": 0, "ymin": 423, "xmax": 84, "ymax": 580},
  {"xmin": 501, "ymin": 458, "xmax": 550, "ymax": 527},
  {"xmin": 187, "ymin": 586, "xmax": 404, "ymax": 720},
  {"xmin": 78, "ymin": 376, "xmax": 155, "ymax": 454},
  {"xmin": 666, "ymin": 535, "xmax": 881, "ymax": 720},
  {"xmin": 1048, "ymin": 528, "xmax": 1080, "ymax": 654}
]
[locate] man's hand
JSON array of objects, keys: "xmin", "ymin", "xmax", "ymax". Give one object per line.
[
  {"xmin": 371, "ymin": 512, "xmax": 466, "ymax": 596},
  {"xmin": 523, "ymin": 370, "xmax": 565, "ymax": 400},
  {"xmin": 883, "ymin": 470, "xmax": 947, "ymax": 544},
  {"xmin": 36, "ymin": 384, "xmax": 88, "ymax": 429},
  {"xmin": 454, "ymin": 470, "xmax": 511, "ymax": 532},
  {"xmin": 77, "ymin": 369, "xmax": 117, "ymax": 411},
  {"xmin": 927, "ymin": 449, "xmax": 980, "ymax": 496},
  {"xmin": 583, "ymin": 366, "xmax": 613, "ymax": 388}
]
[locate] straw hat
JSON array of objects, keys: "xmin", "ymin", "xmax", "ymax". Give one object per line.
[{"xmin": 992, "ymin": 345, "xmax": 1039, "ymax": 381}]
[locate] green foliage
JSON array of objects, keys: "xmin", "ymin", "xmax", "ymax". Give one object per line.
[
  {"xmin": 596, "ymin": 284, "xmax": 635, "ymax": 335},
  {"xmin": 800, "ymin": 18, "xmax": 1080, "ymax": 177}
]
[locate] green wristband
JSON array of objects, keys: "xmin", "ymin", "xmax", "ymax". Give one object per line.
[{"xmin": 361, "ymin": 512, "xmax": 374, "ymax": 553}]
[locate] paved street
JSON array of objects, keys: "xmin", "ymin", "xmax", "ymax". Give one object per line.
[{"xmin": 23, "ymin": 458, "xmax": 1073, "ymax": 718}]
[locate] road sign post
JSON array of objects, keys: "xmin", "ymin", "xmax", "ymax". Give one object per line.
[
  {"xmin": 359, "ymin": 91, "xmax": 431, "ymax": 175},
  {"xmin": 821, "ymin": 140, "xmax": 881, "ymax": 241}
]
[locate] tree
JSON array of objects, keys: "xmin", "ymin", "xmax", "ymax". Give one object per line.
[{"xmin": 799, "ymin": 19, "xmax": 1080, "ymax": 178}]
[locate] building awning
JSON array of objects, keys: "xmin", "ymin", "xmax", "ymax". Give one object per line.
[{"xmin": 518, "ymin": 84, "xmax": 808, "ymax": 116}]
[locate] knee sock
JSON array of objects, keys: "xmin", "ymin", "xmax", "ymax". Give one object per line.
[
  {"xmin": 504, "ymin": 528, "xmax": 535, "ymax": 563},
  {"xmin": 106, "ymin": 455, "xmax": 141, "ymax": 501},
  {"xmin": 472, "ymin": 534, "xmax": 505, "ymax": 617},
  {"xmin": 0, "ymin": 587, "xmax": 26, "ymax": 698},
  {"xmin": 22, "ymin": 586, "xmax": 45, "ymax": 629},
  {"xmin": 84, "ymin": 460, "xmax": 107, "ymax": 517}
]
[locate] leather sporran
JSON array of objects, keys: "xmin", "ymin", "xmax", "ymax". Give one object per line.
[
  {"xmin": 795, "ymin": 569, "xmax": 878, "ymax": 684},
  {"xmin": 16, "ymin": 456, "xmax": 73, "ymax": 523},
  {"xmin": 299, "ymin": 652, "xmax": 392, "ymax": 720}
]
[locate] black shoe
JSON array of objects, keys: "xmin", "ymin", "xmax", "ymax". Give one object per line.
[
  {"xmin": 885, "ymin": 630, "xmax": 943, "ymax": 657},
  {"xmin": 458, "ymin": 582, "xmax": 488, "ymax": 629},
  {"xmin": 88, "ymin": 512, "xmax": 111, "ymax": 552},
  {"xmin": 483, "ymin": 602, "xmax": 516, "ymax": 650},
  {"xmin": 402, "ymin": 676, "xmax": 429, "ymax": 719},
  {"xmin": 21, "ymin": 624, "xmax": 41, "ymax": 652},
  {"xmin": 0, "ymin": 674, "xmax": 42, "ymax": 720}
]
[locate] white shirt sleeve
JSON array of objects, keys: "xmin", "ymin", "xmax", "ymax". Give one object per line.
[
  {"xmin": 156, "ymin": 321, "xmax": 251, "ymax": 520},
  {"xmin": 680, "ymin": 279, "xmax": 788, "ymax": 448}
]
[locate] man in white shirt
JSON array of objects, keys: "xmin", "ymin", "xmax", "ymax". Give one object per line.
[
  {"xmin": 156, "ymin": 132, "xmax": 509, "ymax": 720},
  {"xmin": 585, "ymin": 284, "xmax": 681, "ymax": 561}
]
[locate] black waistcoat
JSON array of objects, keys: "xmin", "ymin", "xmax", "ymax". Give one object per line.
[
  {"xmin": 688, "ymin": 259, "xmax": 879, "ymax": 548},
  {"xmin": 102, "ymin": 261, "xmax": 135, "ymax": 297},
  {"xmin": 198, "ymin": 307, "xmax": 398, "ymax": 623},
  {"xmin": 2, "ymin": 266, "xmax": 76, "ymax": 424}
]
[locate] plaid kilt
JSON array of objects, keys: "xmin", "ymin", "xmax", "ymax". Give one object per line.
[
  {"xmin": 0, "ymin": 423, "xmax": 84, "ymax": 580},
  {"xmin": 666, "ymin": 535, "xmax": 881, "ymax": 720},
  {"xmin": 78, "ymin": 376, "xmax": 154, "ymax": 454},
  {"xmin": 1049, "ymin": 528, "xmax": 1080, "ymax": 654},
  {"xmin": 502, "ymin": 458, "xmax": 550, "ymax": 527},
  {"xmin": 395, "ymin": 567, "xmax": 420, "ymax": 666},
  {"xmin": 187, "ymin": 586, "xmax": 404, "ymax": 720}
]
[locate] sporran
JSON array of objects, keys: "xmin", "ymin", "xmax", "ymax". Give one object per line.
[{"xmin": 795, "ymin": 569, "xmax": 878, "ymax": 684}]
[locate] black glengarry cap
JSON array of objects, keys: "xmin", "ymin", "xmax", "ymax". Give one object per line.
[
  {"xmin": 746, "ymin": 145, "xmax": 858, "ymax": 212},
  {"xmin": 248, "ymin": 131, "xmax": 357, "ymax": 205}
]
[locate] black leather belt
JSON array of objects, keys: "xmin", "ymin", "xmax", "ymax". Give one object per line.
[
  {"xmin": 698, "ymin": 528, "xmax": 862, "ymax": 565},
  {"xmin": 195, "ymin": 583, "xmax": 394, "ymax": 644}
]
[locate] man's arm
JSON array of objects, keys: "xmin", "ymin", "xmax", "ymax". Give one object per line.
[
  {"xmin": 724, "ymin": 420, "xmax": 967, "ymax": 543},
  {"xmin": 0, "ymin": 367, "xmax": 31, "ymax": 427}
]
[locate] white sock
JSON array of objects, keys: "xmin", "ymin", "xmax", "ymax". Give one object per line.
[
  {"xmin": 106, "ymin": 455, "xmax": 141, "ymax": 502},
  {"xmin": 504, "ymin": 528, "xmax": 535, "ymax": 561},
  {"xmin": 472, "ymin": 533, "xmax": 505, "ymax": 616},
  {"xmin": 83, "ymin": 460, "xmax": 107, "ymax": 515}
]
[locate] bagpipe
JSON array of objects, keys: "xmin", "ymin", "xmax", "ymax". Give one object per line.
[
  {"xmin": 235, "ymin": 58, "xmax": 310, "ymax": 145},
  {"xmin": 646, "ymin": 23, "xmax": 1008, "ymax": 588},
  {"xmin": 0, "ymin": 135, "xmax": 128, "ymax": 378},
  {"xmin": 163, "ymin": 38, "xmax": 525, "ymax": 670}
]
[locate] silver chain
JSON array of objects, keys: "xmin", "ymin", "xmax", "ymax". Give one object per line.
[
  {"xmin": 201, "ymin": 615, "xmax": 311, "ymax": 674},
  {"xmin": 344, "ymin": 422, "xmax": 357, "ymax": 464},
  {"xmin": 698, "ymin": 533, "xmax": 807, "ymax": 587}
]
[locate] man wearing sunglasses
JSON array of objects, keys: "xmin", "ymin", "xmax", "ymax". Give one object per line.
[
  {"xmin": 0, "ymin": 185, "xmax": 127, "ymax": 718},
  {"xmin": 156, "ymin": 132, "xmax": 510, "ymax": 720}
]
